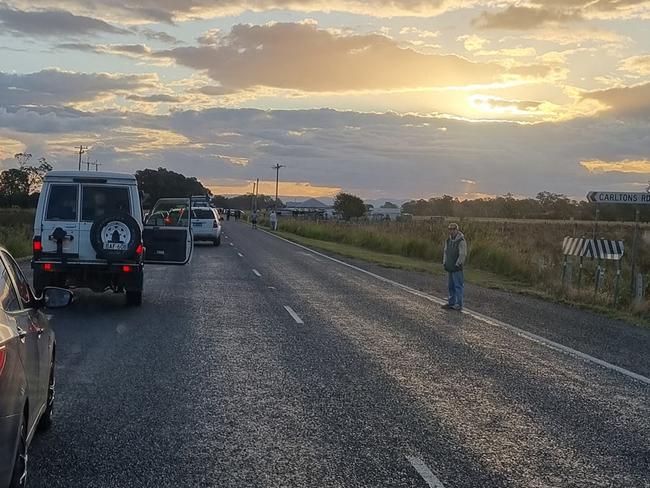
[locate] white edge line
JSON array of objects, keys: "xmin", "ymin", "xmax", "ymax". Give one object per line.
[
  {"xmin": 252, "ymin": 269, "xmax": 262, "ymax": 277},
  {"xmin": 406, "ymin": 456, "xmax": 445, "ymax": 488},
  {"xmin": 261, "ymin": 229, "xmax": 650, "ymax": 387},
  {"xmin": 284, "ymin": 305, "xmax": 304, "ymax": 324}
]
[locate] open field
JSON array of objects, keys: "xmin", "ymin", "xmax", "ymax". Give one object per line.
[
  {"xmin": 0, "ymin": 208, "xmax": 35, "ymax": 258},
  {"xmin": 277, "ymin": 218, "xmax": 650, "ymax": 321}
]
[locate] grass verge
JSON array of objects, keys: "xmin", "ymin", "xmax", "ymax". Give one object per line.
[{"xmin": 273, "ymin": 228, "xmax": 650, "ymax": 328}]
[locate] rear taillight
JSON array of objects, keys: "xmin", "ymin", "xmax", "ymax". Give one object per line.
[
  {"xmin": 33, "ymin": 236, "xmax": 42, "ymax": 253},
  {"xmin": 42, "ymin": 263, "xmax": 53, "ymax": 272},
  {"xmin": 122, "ymin": 265, "xmax": 132, "ymax": 273},
  {"xmin": 135, "ymin": 244, "xmax": 143, "ymax": 255},
  {"xmin": 0, "ymin": 347, "xmax": 6, "ymax": 377}
]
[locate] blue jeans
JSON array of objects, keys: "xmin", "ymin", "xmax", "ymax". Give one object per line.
[{"xmin": 447, "ymin": 271, "xmax": 464, "ymax": 308}]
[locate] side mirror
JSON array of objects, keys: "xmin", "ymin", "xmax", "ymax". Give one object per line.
[{"xmin": 42, "ymin": 287, "xmax": 74, "ymax": 308}]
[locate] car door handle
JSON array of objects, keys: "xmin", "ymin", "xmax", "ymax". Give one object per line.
[{"xmin": 16, "ymin": 327, "xmax": 27, "ymax": 340}]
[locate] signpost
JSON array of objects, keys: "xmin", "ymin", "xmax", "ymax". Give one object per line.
[
  {"xmin": 586, "ymin": 191, "xmax": 650, "ymax": 204},
  {"xmin": 587, "ymin": 190, "xmax": 649, "ymax": 300}
]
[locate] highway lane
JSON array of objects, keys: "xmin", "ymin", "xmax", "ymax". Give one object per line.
[{"xmin": 26, "ymin": 221, "xmax": 650, "ymax": 487}]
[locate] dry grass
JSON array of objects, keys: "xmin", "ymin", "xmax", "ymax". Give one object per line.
[
  {"xmin": 0, "ymin": 209, "xmax": 35, "ymax": 258},
  {"xmin": 278, "ymin": 218, "xmax": 649, "ymax": 319}
]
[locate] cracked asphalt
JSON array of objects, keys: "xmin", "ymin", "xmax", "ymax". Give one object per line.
[{"xmin": 26, "ymin": 221, "xmax": 650, "ymax": 487}]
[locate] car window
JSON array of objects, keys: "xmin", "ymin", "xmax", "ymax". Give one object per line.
[
  {"xmin": 1, "ymin": 251, "xmax": 32, "ymax": 307},
  {"xmin": 0, "ymin": 260, "xmax": 20, "ymax": 312},
  {"xmin": 46, "ymin": 184, "xmax": 78, "ymax": 221},
  {"xmin": 192, "ymin": 209, "xmax": 215, "ymax": 219},
  {"xmin": 82, "ymin": 186, "xmax": 131, "ymax": 221}
]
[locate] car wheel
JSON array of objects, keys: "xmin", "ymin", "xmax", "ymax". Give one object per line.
[
  {"xmin": 9, "ymin": 414, "xmax": 27, "ymax": 488},
  {"xmin": 214, "ymin": 236, "xmax": 221, "ymax": 247},
  {"xmin": 126, "ymin": 290, "xmax": 143, "ymax": 306},
  {"xmin": 38, "ymin": 359, "xmax": 55, "ymax": 432}
]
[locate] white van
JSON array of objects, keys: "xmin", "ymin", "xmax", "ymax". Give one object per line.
[{"xmin": 32, "ymin": 171, "xmax": 193, "ymax": 305}]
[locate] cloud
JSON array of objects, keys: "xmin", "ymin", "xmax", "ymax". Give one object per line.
[
  {"xmin": 0, "ymin": 69, "xmax": 157, "ymax": 106},
  {"xmin": 0, "ymin": 5, "xmax": 127, "ymax": 37},
  {"xmin": 204, "ymin": 179, "xmax": 341, "ymax": 197},
  {"xmin": 125, "ymin": 94, "xmax": 182, "ymax": 103},
  {"xmin": 470, "ymin": 95, "xmax": 544, "ymax": 114},
  {"xmin": 474, "ymin": 47, "xmax": 537, "ymax": 57},
  {"xmin": 474, "ymin": 6, "xmax": 582, "ymax": 30},
  {"xmin": 581, "ymin": 82, "xmax": 650, "ymax": 116},
  {"xmin": 4, "ymin": 0, "xmax": 462, "ymax": 23},
  {"xmin": 136, "ymin": 28, "xmax": 179, "ymax": 45},
  {"xmin": 156, "ymin": 22, "xmax": 546, "ymax": 93},
  {"xmin": 3, "ymin": 106, "xmax": 650, "ymax": 199},
  {"xmin": 0, "ymin": 135, "xmax": 25, "ymax": 160},
  {"xmin": 58, "ymin": 42, "xmax": 153, "ymax": 59},
  {"xmin": 457, "ymin": 34, "xmax": 488, "ymax": 52},
  {"xmin": 580, "ymin": 159, "xmax": 650, "ymax": 174},
  {"xmin": 619, "ymin": 55, "xmax": 650, "ymax": 76}
]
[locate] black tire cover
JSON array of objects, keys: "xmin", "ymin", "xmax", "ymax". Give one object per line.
[{"xmin": 90, "ymin": 212, "xmax": 141, "ymax": 261}]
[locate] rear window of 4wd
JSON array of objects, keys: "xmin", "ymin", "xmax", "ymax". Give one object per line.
[
  {"xmin": 192, "ymin": 209, "xmax": 215, "ymax": 219},
  {"xmin": 82, "ymin": 186, "xmax": 130, "ymax": 221},
  {"xmin": 45, "ymin": 185, "xmax": 78, "ymax": 221}
]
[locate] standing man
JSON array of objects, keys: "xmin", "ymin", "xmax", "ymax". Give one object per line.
[
  {"xmin": 251, "ymin": 209, "xmax": 258, "ymax": 229},
  {"xmin": 269, "ymin": 210, "xmax": 278, "ymax": 231},
  {"xmin": 441, "ymin": 223, "xmax": 467, "ymax": 311}
]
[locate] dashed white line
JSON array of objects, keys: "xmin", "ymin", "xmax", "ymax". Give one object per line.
[
  {"xmin": 252, "ymin": 269, "xmax": 261, "ymax": 277},
  {"xmin": 261, "ymin": 229, "xmax": 650, "ymax": 386},
  {"xmin": 229, "ymin": 242, "xmax": 234, "ymax": 247},
  {"xmin": 237, "ymin": 252, "xmax": 244, "ymax": 258},
  {"xmin": 283, "ymin": 305, "xmax": 304, "ymax": 324},
  {"xmin": 406, "ymin": 456, "xmax": 445, "ymax": 488}
]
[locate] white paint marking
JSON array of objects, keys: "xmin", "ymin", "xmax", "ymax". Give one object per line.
[
  {"xmin": 252, "ymin": 269, "xmax": 261, "ymax": 277},
  {"xmin": 229, "ymin": 243, "xmax": 234, "ymax": 247},
  {"xmin": 261, "ymin": 229, "xmax": 650, "ymax": 386},
  {"xmin": 237, "ymin": 252, "xmax": 244, "ymax": 258},
  {"xmin": 284, "ymin": 305, "xmax": 304, "ymax": 324},
  {"xmin": 406, "ymin": 456, "xmax": 445, "ymax": 488}
]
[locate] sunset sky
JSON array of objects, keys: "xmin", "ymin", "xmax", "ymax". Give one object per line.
[{"xmin": 1, "ymin": 0, "xmax": 649, "ymax": 200}]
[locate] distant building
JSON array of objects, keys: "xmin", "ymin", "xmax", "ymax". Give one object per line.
[
  {"xmin": 369, "ymin": 206, "xmax": 401, "ymax": 221},
  {"xmin": 281, "ymin": 198, "xmax": 335, "ymax": 219}
]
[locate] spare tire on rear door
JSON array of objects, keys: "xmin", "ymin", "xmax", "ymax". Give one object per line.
[{"xmin": 90, "ymin": 212, "xmax": 141, "ymax": 261}]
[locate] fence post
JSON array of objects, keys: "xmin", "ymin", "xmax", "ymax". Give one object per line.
[
  {"xmin": 613, "ymin": 260, "xmax": 622, "ymax": 307},
  {"xmin": 630, "ymin": 208, "xmax": 640, "ymax": 294},
  {"xmin": 577, "ymin": 256, "xmax": 584, "ymax": 288},
  {"xmin": 634, "ymin": 273, "xmax": 645, "ymax": 307}
]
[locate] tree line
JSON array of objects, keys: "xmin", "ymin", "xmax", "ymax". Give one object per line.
[
  {"xmin": 401, "ymin": 192, "xmax": 650, "ymax": 222},
  {"xmin": 2, "ymin": 160, "xmax": 647, "ymax": 222}
]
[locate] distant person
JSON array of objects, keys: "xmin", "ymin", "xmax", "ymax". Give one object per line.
[
  {"xmin": 251, "ymin": 209, "xmax": 258, "ymax": 229},
  {"xmin": 226, "ymin": 209, "xmax": 231, "ymax": 221},
  {"xmin": 269, "ymin": 210, "xmax": 278, "ymax": 231},
  {"xmin": 441, "ymin": 223, "xmax": 467, "ymax": 311}
]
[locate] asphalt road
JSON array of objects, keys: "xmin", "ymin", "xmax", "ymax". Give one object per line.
[{"xmin": 26, "ymin": 221, "xmax": 650, "ymax": 488}]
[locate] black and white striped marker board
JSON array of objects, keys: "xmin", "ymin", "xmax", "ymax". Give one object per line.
[{"xmin": 562, "ymin": 237, "xmax": 624, "ymax": 260}]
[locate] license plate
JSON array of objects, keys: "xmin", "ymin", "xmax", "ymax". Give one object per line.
[
  {"xmin": 104, "ymin": 243, "xmax": 128, "ymax": 250},
  {"xmin": 193, "ymin": 222, "xmax": 203, "ymax": 227}
]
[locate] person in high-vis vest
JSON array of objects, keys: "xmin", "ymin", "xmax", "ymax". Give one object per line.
[{"xmin": 441, "ymin": 223, "xmax": 467, "ymax": 311}]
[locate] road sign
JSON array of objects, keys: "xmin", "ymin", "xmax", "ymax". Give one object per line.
[{"xmin": 587, "ymin": 191, "xmax": 650, "ymax": 204}]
